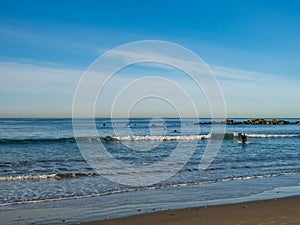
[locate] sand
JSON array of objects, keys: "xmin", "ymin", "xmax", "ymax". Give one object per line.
[{"xmin": 75, "ymin": 196, "xmax": 300, "ymax": 225}]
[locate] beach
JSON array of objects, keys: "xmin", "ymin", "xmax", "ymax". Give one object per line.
[{"xmin": 77, "ymin": 196, "xmax": 300, "ymax": 225}]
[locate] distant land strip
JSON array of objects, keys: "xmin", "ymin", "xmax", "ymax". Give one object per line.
[{"xmin": 195, "ymin": 118, "xmax": 300, "ymax": 125}]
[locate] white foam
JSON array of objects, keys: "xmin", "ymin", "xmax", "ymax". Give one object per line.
[
  {"xmin": 0, "ymin": 173, "xmax": 94, "ymax": 181},
  {"xmin": 246, "ymin": 134, "xmax": 300, "ymax": 138},
  {"xmin": 0, "ymin": 174, "xmax": 57, "ymax": 181},
  {"xmin": 113, "ymin": 134, "xmax": 211, "ymax": 142}
]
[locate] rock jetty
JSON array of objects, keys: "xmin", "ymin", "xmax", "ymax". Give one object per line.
[{"xmin": 195, "ymin": 119, "xmax": 300, "ymax": 125}]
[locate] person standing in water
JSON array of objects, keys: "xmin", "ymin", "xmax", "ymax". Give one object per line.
[{"xmin": 241, "ymin": 133, "xmax": 247, "ymax": 144}]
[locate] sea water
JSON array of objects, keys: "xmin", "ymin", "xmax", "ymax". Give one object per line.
[{"xmin": 0, "ymin": 118, "xmax": 300, "ymax": 224}]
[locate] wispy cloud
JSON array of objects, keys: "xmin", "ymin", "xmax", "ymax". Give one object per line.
[
  {"xmin": 0, "ymin": 23, "xmax": 101, "ymax": 55},
  {"xmin": 104, "ymin": 47, "xmax": 299, "ymax": 117},
  {"xmin": 211, "ymin": 65, "xmax": 273, "ymax": 82},
  {"xmin": 0, "ymin": 60, "xmax": 82, "ymax": 95},
  {"xmin": 107, "ymin": 47, "xmax": 275, "ymax": 84},
  {"xmin": 1, "ymin": 52, "xmax": 299, "ymax": 118},
  {"xmin": 107, "ymin": 48, "xmax": 212, "ymax": 76}
]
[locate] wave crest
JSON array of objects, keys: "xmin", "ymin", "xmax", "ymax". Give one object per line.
[
  {"xmin": 0, "ymin": 173, "xmax": 97, "ymax": 181},
  {"xmin": 0, "ymin": 133, "xmax": 299, "ymax": 144}
]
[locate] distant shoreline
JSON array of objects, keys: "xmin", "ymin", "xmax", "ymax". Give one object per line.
[
  {"xmin": 1, "ymin": 117, "xmax": 300, "ymax": 125},
  {"xmin": 0, "ymin": 117, "xmax": 300, "ymax": 121},
  {"xmin": 195, "ymin": 118, "xmax": 300, "ymax": 125}
]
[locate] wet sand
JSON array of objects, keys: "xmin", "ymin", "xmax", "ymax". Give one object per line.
[{"xmin": 76, "ymin": 196, "xmax": 300, "ymax": 225}]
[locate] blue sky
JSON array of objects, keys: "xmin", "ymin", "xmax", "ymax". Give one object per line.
[{"xmin": 1, "ymin": 0, "xmax": 300, "ymax": 118}]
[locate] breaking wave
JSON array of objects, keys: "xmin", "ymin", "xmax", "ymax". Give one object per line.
[
  {"xmin": 0, "ymin": 133, "xmax": 299, "ymax": 145},
  {"xmin": 0, "ymin": 173, "xmax": 98, "ymax": 181},
  {"xmin": 246, "ymin": 134, "xmax": 300, "ymax": 138},
  {"xmin": 1, "ymin": 171, "xmax": 299, "ymax": 206}
]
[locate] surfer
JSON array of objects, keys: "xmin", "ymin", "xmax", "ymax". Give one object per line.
[{"xmin": 241, "ymin": 133, "xmax": 247, "ymax": 144}]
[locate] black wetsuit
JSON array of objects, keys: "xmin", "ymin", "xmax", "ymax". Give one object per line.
[{"xmin": 241, "ymin": 134, "xmax": 247, "ymax": 144}]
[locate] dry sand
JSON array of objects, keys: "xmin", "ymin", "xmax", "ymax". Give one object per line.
[{"xmin": 75, "ymin": 196, "xmax": 300, "ymax": 225}]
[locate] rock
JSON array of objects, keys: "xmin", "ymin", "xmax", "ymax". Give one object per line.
[{"xmin": 195, "ymin": 119, "xmax": 300, "ymax": 125}]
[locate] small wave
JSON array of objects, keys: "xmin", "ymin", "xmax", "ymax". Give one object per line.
[
  {"xmin": 114, "ymin": 134, "xmax": 211, "ymax": 142},
  {"xmin": 0, "ymin": 136, "xmax": 116, "ymax": 144},
  {"xmin": 0, "ymin": 137, "xmax": 76, "ymax": 144},
  {"xmin": 114, "ymin": 133, "xmax": 300, "ymax": 141},
  {"xmin": 1, "ymin": 133, "xmax": 299, "ymax": 145},
  {"xmin": 246, "ymin": 134, "xmax": 300, "ymax": 138},
  {"xmin": 222, "ymin": 133, "xmax": 300, "ymax": 139},
  {"xmin": 2, "ymin": 171, "xmax": 298, "ymax": 206},
  {"xmin": 0, "ymin": 173, "xmax": 97, "ymax": 181}
]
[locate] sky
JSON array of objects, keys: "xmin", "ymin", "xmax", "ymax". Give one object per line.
[{"xmin": 0, "ymin": 0, "xmax": 300, "ymax": 118}]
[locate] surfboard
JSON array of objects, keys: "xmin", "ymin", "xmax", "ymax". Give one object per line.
[{"xmin": 237, "ymin": 141, "xmax": 250, "ymax": 144}]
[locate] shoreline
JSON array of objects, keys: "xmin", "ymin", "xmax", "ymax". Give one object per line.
[
  {"xmin": 75, "ymin": 195, "xmax": 300, "ymax": 225},
  {"xmin": 1, "ymin": 183, "xmax": 300, "ymax": 225}
]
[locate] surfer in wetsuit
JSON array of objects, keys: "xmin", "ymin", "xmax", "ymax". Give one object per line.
[{"xmin": 241, "ymin": 133, "xmax": 247, "ymax": 144}]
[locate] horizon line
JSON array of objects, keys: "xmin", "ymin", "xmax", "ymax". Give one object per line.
[{"xmin": 0, "ymin": 117, "xmax": 300, "ymax": 119}]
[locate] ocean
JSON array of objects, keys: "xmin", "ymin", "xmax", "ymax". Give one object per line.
[{"xmin": 1, "ymin": 118, "xmax": 300, "ymax": 224}]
